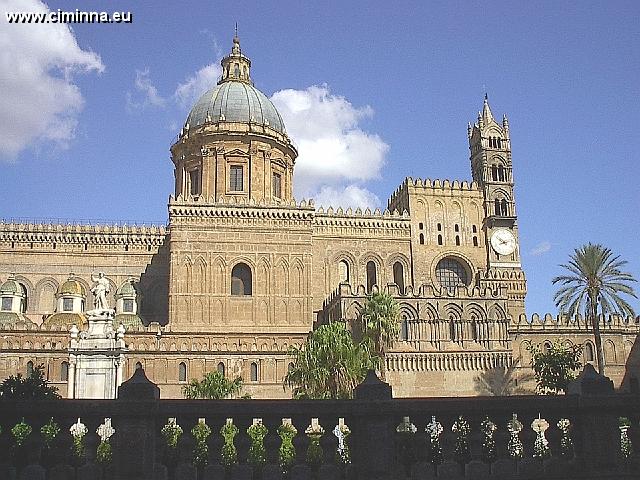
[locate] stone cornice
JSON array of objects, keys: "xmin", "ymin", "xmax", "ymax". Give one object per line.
[{"xmin": 0, "ymin": 222, "xmax": 166, "ymax": 246}]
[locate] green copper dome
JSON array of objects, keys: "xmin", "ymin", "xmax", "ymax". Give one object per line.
[
  {"xmin": 0, "ymin": 277, "xmax": 23, "ymax": 295},
  {"xmin": 185, "ymin": 36, "xmax": 285, "ymax": 134},
  {"xmin": 186, "ymin": 81, "xmax": 285, "ymax": 133}
]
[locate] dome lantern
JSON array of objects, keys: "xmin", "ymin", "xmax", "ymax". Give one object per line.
[{"xmin": 219, "ymin": 35, "xmax": 252, "ymax": 85}]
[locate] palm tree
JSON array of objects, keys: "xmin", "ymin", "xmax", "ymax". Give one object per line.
[
  {"xmin": 359, "ymin": 291, "xmax": 400, "ymax": 380},
  {"xmin": 182, "ymin": 371, "xmax": 243, "ymax": 399},
  {"xmin": 285, "ymin": 322, "xmax": 374, "ymax": 399},
  {"xmin": 474, "ymin": 360, "xmax": 534, "ymax": 396},
  {"xmin": 553, "ymin": 243, "xmax": 637, "ymax": 374}
]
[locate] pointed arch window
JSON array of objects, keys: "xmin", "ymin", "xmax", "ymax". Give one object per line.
[
  {"xmin": 393, "ymin": 262, "xmax": 405, "ymax": 293},
  {"xmin": 419, "ymin": 233, "xmax": 425, "ymax": 245},
  {"xmin": 366, "ymin": 261, "xmax": 377, "ymax": 292},
  {"xmin": 400, "ymin": 317, "xmax": 409, "ymax": 341},
  {"xmin": 250, "ymin": 362, "xmax": 259, "ymax": 382},
  {"xmin": 501, "ymin": 199, "xmax": 508, "ymax": 216},
  {"xmin": 437, "ymin": 234, "xmax": 443, "ymax": 246},
  {"xmin": 491, "ymin": 165, "xmax": 498, "ymax": 181},
  {"xmin": 338, "ymin": 260, "xmax": 350, "ymax": 283},
  {"xmin": 231, "ymin": 263, "xmax": 252, "ymax": 296},
  {"xmin": 498, "ymin": 165, "xmax": 505, "ymax": 182},
  {"xmin": 494, "ymin": 198, "xmax": 501, "ymax": 215},
  {"xmin": 455, "ymin": 236, "xmax": 461, "ymax": 246},
  {"xmin": 584, "ymin": 342, "xmax": 595, "ymax": 362},
  {"xmin": 217, "ymin": 362, "xmax": 225, "ymax": 376},
  {"xmin": 178, "ymin": 362, "xmax": 187, "ymax": 382}
]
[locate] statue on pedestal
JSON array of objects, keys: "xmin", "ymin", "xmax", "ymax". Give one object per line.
[{"xmin": 91, "ymin": 272, "xmax": 110, "ymax": 310}]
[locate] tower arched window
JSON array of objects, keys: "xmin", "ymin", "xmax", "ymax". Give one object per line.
[
  {"xmin": 26, "ymin": 361, "xmax": 34, "ymax": 377},
  {"xmin": 234, "ymin": 64, "xmax": 240, "ymax": 77},
  {"xmin": 338, "ymin": 260, "xmax": 350, "ymax": 283},
  {"xmin": 178, "ymin": 362, "xmax": 187, "ymax": 382},
  {"xmin": 419, "ymin": 233, "xmax": 424, "ymax": 245},
  {"xmin": 400, "ymin": 317, "xmax": 409, "ymax": 341},
  {"xmin": 250, "ymin": 362, "xmax": 258, "ymax": 382},
  {"xmin": 494, "ymin": 198, "xmax": 501, "ymax": 216},
  {"xmin": 498, "ymin": 165, "xmax": 505, "ymax": 182},
  {"xmin": 366, "ymin": 261, "xmax": 377, "ymax": 292},
  {"xmin": 497, "ymin": 138, "xmax": 502, "ymax": 148},
  {"xmin": 435, "ymin": 258, "xmax": 469, "ymax": 289},
  {"xmin": 217, "ymin": 362, "xmax": 225, "ymax": 376},
  {"xmin": 491, "ymin": 165, "xmax": 498, "ymax": 181},
  {"xmin": 61, "ymin": 361, "xmax": 69, "ymax": 382},
  {"xmin": 473, "ymin": 236, "xmax": 478, "ymax": 247},
  {"xmin": 419, "ymin": 222, "xmax": 424, "ymax": 230},
  {"xmin": 393, "ymin": 262, "xmax": 405, "ymax": 293},
  {"xmin": 437, "ymin": 234, "xmax": 443, "ymax": 246},
  {"xmin": 501, "ymin": 199, "xmax": 508, "ymax": 216},
  {"xmin": 472, "ymin": 225, "xmax": 477, "ymax": 233},
  {"xmin": 437, "ymin": 223, "xmax": 442, "ymax": 231},
  {"xmin": 231, "ymin": 263, "xmax": 252, "ymax": 296},
  {"xmin": 455, "ymin": 235, "xmax": 460, "ymax": 246},
  {"xmin": 454, "ymin": 224, "xmax": 459, "ymax": 232}
]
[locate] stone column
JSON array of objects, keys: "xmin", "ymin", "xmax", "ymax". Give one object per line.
[
  {"xmin": 353, "ymin": 370, "xmax": 394, "ymax": 480},
  {"xmin": 67, "ymin": 359, "xmax": 76, "ymax": 399},
  {"xmin": 115, "ymin": 368, "xmax": 160, "ymax": 480},
  {"xmin": 567, "ymin": 364, "xmax": 618, "ymax": 473}
]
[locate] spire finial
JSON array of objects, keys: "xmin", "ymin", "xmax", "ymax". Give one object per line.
[{"xmin": 484, "ymin": 92, "xmax": 488, "ymax": 101}]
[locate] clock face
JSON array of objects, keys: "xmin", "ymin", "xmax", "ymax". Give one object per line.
[{"xmin": 491, "ymin": 229, "xmax": 517, "ymax": 256}]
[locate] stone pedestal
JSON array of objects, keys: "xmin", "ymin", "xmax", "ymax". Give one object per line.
[{"xmin": 68, "ymin": 309, "xmax": 127, "ymax": 399}]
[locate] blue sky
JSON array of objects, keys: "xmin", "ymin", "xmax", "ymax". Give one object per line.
[{"xmin": 1, "ymin": 0, "xmax": 638, "ymax": 315}]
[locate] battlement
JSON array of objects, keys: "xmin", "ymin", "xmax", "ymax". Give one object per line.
[
  {"xmin": 0, "ymin": 220, "xmax": 166, "ymax": 246},
  {"xmin": 314, "ymin": 206, "xmax": 411, "ymax": 233},
  {"xmin": 388, "ymin": 177, "xmax": 482, "ymax": 212},
  {"xmin": 322, "ymin": 282, "xmax": 508, "ymax": 309},
  {"xmin": 169, "ymin": 194, "xmax": 315, "ymax": 221},
  {"xmin": 512, "ymin": 312, "xmax": 640, "ymax": 331}
]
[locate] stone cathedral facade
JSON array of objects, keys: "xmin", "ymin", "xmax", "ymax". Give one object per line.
[{"xmin": 1, "ymin": 37, "xmax": 638, "ymax": 398}]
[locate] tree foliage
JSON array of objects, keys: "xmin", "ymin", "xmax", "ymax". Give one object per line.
[
  {"xmin": 474, "ymin": 361, "xmax": 534, "ymax": 396},
  {"xmin": 0, "ymin": 364, "xmax": 60, "ymax": 400},
  {"xmin": 359, "ymin": 292, "xmax": 400, "ymax": 379},
  {"xmin": 182, "ymin": 371, "xmax": 243, "ymax": 399},
  {"xmin": 285, "ymin": 322, "xmax": 375, "ymax": 399},
  {"xmin": 528, "ymin": 341, "xmax": 583, "ymax": 394},
  {"xmin": 553, "ymin": 243, "xmax": 636, "ymax": 374}
]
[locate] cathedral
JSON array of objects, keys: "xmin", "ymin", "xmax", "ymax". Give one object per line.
[{"xmin": 0, "ymin": 36, "xmax": 637, "ymax": 398}]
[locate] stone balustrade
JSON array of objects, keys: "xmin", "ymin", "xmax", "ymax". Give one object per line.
[{"xmin": 0, "ymin": 366, "xmax": 637, "ymax": 479}]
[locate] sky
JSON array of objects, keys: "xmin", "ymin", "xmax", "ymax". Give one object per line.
[{"xmin": 0, "ymin": 0, "xmax": 639, "ymax": 316}]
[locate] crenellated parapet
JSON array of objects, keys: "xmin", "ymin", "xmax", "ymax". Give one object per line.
[
  {"xmin": 512, "ymin": 312, "xmax": 640, "ymax": 333},
  {"xmin": 322, "ymin": 282, "xmax": 508, "ymax": 308},
  {"xmin": 388, "ymin": 177, "xmax": 482, "ymax": 212},
  {"xmin": 313, "ymin": 206, "xmax": 411, "ymax": 236},
  {"xmin": 0, "ymin": 220, "xmax": 166, "ymax": 249},
  {"xmin": 169, "ymin": 194, "xmax": 315, "ymax": 224}
]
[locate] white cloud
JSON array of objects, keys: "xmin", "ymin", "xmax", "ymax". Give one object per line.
[
  {"xmin": 271, "ymin": 85, "xmax": 389, "ymax": 208},
  {"xmin": 174, "ymin": 63, "xmax": 221, "ymax": 108},
  {"xmin": 530, "ymin": 241, "xmax": 552, "ymax": 256},
  {"xmin": 0, "ymin": 0, "xmax": 104, "ymax": 159},
  {"xmin": 313, "ymin": 185, "xmax": 381, "ymax": 210},
  {"xmin": 126, "ymin": 68, "xmax": 166, "ymax": 111}
]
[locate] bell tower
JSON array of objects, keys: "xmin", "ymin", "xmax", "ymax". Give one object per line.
[{"xmin": 469, "ymin": 95, "xmax": 526, "ymax": 315}]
